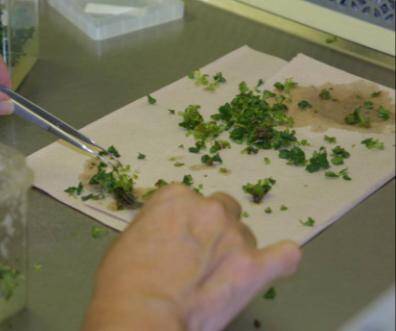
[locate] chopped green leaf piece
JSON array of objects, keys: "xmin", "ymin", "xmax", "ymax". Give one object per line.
[
  {"xmin": 242, "ymin": 211, "xmax": 250, "ymax": 218},
  {"xmin": 174, "ymin": 162, "xmax": 185, "ymax": 168},
  {"xmin": 219, "ymin": 167, "xmax": 231, "ymax": 175},
  {"xmin": 325, "ymin": 171, "xmax": 339, "ymax": 178},
  {"xmin": 256, "ymin": 79, "xmax": 265, "ymax": 89},
  {"xmin": 280, "ymin": 205, "xmax": 288, "ymax": 211},
  {"xmin": 81, "ymin": 194, "xmax": 103, "ymax": 202},
  {"xmin": 339, "ymin": 168, "xmax": 352, "ymax": 181},
  {"xmin": 264, "ymin": 157, "xmax": 271, "ymax": 165},
  {"xmin": 284, "ymin": 78, "xmax": 298, "ymax": 93},
  {"xmin": 324, "ymin": 135, "xmax": 337, "ymax": 144},
  {"xmin": 331, "ymin": 146, "xmax": 351, "ymax": 163},
  {"xmin": 201, "ymin": 153, "xmax": 223, "ymax": 166},
  {"xmin": 345, "ymin": 107, "xmax": 371, "ymax": 128},
  {"xmin": 33, "ymin": 263, "xmax": 43, "ymax": 272},
  {"xmin": 91, "ymin": 226, "xmax": 109, "ymax": 239},
  {"xmin": 155, "ymin": 179, "xmax": 169, "ymax": 188},
  {"xmin": 0, "ymin": 264, "xmax": 21, "ymax": 301},
  {"xmin": 168, "ymin": 109, "xmax": 176, "ymax": 115},
  {"xmin": 99, "ymin": 146, "xmax": 121, "ymax": 158},
  {"xmin": 243, "ymin": 178, "xmax": 276, "ymax": 204},
  {"xmin": 363, "ymin": 100, "xmax": 374, "ymax": 110},
  {"xmin": 299, "ymin": 139, "xmax": 311, "ymax": 146},
  {"xmin": 265, "ymin": 207, "xmax": 273, "ymax": 214},
  {"xmin": 189, "ymin": 141, "xmax": 206, "ymax": 154},
  {"xmin": 65, "ymin": 182, "xmax": 84, "ymax": 197},
  {"xmin": 274, "ymin": 82, "xmax": 284, "ymax": 91},
  {"xmin": 378, "ymin": 106, "xmax": 390, "ymax": 121},
  {"xmin": 279, "ymin": 147, "xmax": 306, "ymax": 166},
  {"xmin": 298, "ymin": 100, "xmax": 312, "ymax": 110},
  {"xmin": 361, "ymin": 138, "xmax": 385, "ymax": 150},
  {"xmin": 300, "ymin": 217, "xmax": 316, "ymax": 227},
  {"xmin": 210, "ymin": 140, "xmax": 231, "ymax": 154},
  {"xmin": 147, "ymin": 95, "xmax": 157, "ymax": 105},
  {"xmin": 182, "ymin": 175, "xmax": 194, "ymax": 187},
  {"xmin": 138, "ymin": 153, "xmax": 146, "ymax": 160},
  {"xmin": 306, "ymin": 147, "xmax": 330, "ymax": 173},
  {"xmin": 213, "ymin": 72, "xmax": 226, "ymax": 84},
  {"xmin": 263, "ymin": 287, "xmax": 277, "ymax": 300},
  {"xmin": 242, "ymin": 146, "xmax": 259, "ymax": 155},
  {"xmin": 319, "ymin": 89, "xmax": 332, "ymax": 100},
  {"xmin": 325, "ymin": 35, "xmax": 338, "ymax": 44},
  {"xmin": 179, "ymin": 105, "xmax": 204, "ymax": 130},
  {"xmin": 371, "ymin": 91, "xmax": 382, "ymax": 98}
]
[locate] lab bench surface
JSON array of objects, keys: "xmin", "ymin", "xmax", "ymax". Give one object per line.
[{"xmin": 0, "ymin": 1, "xmax": 394, "ymax": 330}]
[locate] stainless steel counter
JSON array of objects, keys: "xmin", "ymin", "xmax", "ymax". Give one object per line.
[{"xmin": 0, "ymin": 1, "xmax": 394, "ymax": 330}]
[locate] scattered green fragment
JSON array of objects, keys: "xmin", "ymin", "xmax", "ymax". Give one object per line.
[
  {"xmin": 168, "ymin": 109, "xmax": 176, "ymax": 115},
  {"xmin": 324, "ymin": 135, "xmax": 337, "ymax": 144},
  {"xmin": 189, "ymin": 141, "xmax": 206, "ymax": 154},
  {"xmin": 0, "ymin": 264, "xmax": 21, "ymax": 301},
  {"xmin": 33, "ymin": 263, "xmax": 43, "ymax": 272},
  {"xmin": 182, "ymin": 175, "xmax": 194, "ymax": 187},
  {"xmin": 363, "ymin": 100, "xmax": 374, "ymax": 110},
  {"xmin": 243, "ymin": 178, "xmax": 276, "ymax": 204},
  {"xmin": 325, "ymin": 168, "xmax": 352, "ymax": 181},
  {"xmin": 280, "ymin": 205, "xmax": 288, "ymax": 211},
  {"xmin": 345, "ymin": 107, "xmax": 371, "ymax": 128},
  {"xmin": 331, "ymin": 146, "xmax": 350, "ymax": 165},
  {"xmin": 319, "ymin": 89, "xmax": 332, "ymax": 100},
  {"xmin": 378, "ymin": 106, "xmax": 390, "ymax": 120},
  {"xmin": 299, "ymin": 139, "xmax": 311, "ymax": 146},
  {"xmin": 283, "ymin": 78, "xmax": 298, "ymax": 93},
  {"xmin": 147, "ymin": 95, "xmax": 157, "ymax": 105},
  {"xmin": 174, "ymin": 162, "xmax": 185, "ymax": 168},
  {"xmin": 91, "ymin": 226, "xmax": 109, "ymax": 239},
  {"xmin": 99, "ymin": 146, "xmax": 121, "ymax": 158},
  {"xmin": 300, "ymin": 217, "xmax": 316, "ymax": 227},
  {"xmin": 138, "ymin": 153, "xmax": 146, "ymax": 160},
  {"xmin": 65, "ymin": 182, "xmax": 84, "ymax": 197},
  {"xmin": 210, "ymin": 140, "xmax": 231, "ymax": 154},
  {"xmin": 189, "ymin": 70, "xmax": 226, "ymax": 91},
  {"xmin": 213, "ymin": 72, "xmax": 226, "ymax": 84},
  {"xmin": 263, "ymin": 287, "xmax": 277, "ymax": 300},
  {"xmin": 325, "ymin": 36, "xmax": 338, "ymax": 44},
  {"xmin": 298, "ymin": 100, "xmax": 312, "ymax": 110},
  {"xmin": 253, "ymin": 319, "xmax": 262, "ymax": 329},
  {"xmin": 371, "ymin": 91, "xmax": 382, "ymax": 98},
  {"xmin": 242, "ymin": 146, "xmax": 259, "ymax": 155},
  {"xmin": 306, "ymin": 147, "xmax": 330, "ymax": 173},
  {"xmin": 256, "ymin": 79, "xmax": 265, "ymax": 90},
  {"xmin": 279, "ymin": 147, "xmax": 306, "ymax": 166},
  {"xmin": 361, "ymin": 138, "xmax": 385, "ymax": 150},
  {"xmin": 81, "ymin": 194, "xmax": 103, "ymax": 202},
  {"xmin": 242, "ymin": 211, "xmax": 250, "ymax": 218},
  {"xmin": 264, "ymin": 157, "xmax": 271, "ymax": 165},
  {"xmin": 179, "ymin": 105, "xmax": 204, "ymax": 130},
  {"xmin": 201, "ymin": 153, "xmax": 223, "ymax": 166},
  {"xmin": 265, "ymin": 207, "xmax": 273, "ymax": 214},
  {"xmin": 219, "ymin": 167, "xmax": 231, "ymax": 175}
]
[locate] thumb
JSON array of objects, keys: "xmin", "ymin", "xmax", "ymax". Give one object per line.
[
  {"xmin": 0, "ymin": 99, "xmax": 14, "ymax": 115},
  {"xmin": 253, "ymin": 240, "xmax": 302, "ymax": 285}
]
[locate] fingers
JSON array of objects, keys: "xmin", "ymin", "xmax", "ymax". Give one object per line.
[
  {"xmin": 253, "ymin": 240, "xmax": 302, "ymax": 284},
  {"xmin": 209, "ymin": 192, "xmax": 242, "ymax": 220},
  {"xmin": 0, "ymin": 99, "xmax": 14, "ymax": 115}
]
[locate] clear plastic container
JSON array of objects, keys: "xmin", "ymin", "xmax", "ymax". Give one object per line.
[
  {"xmin": 0, "ymin": 0, "xmax": 39, "ymax": 89},
  {"xmin": 0, "ymin": 143, "xmax": 32, "ymax": 324},
  {"xmin": 47, "ymin": 0, "xmax": 184, "ymax": 40}
]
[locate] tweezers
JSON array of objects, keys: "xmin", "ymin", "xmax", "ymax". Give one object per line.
[{"xmin": 0, "ymin": 86, "xmax": 120, "ymax": 167}]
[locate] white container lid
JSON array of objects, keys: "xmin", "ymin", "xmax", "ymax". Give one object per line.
[{"xmin": 47, "ymin": 0, "xmax": 184, "ymax": 40}]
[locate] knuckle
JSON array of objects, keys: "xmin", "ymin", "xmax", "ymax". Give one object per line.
[
  {"xmin": 204, "ymin": 198, "xmax": 228, "ymax": 219},
  {"xmin": 161, "ymin": 183, "xmax": 192, "ymax": 196}
]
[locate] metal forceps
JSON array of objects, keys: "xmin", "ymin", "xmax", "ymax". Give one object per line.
[{"xmin": 0, "ymin": 86, "xmax": 121, "ymax": 168}]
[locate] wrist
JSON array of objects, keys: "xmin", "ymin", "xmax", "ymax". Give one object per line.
[{"xmin": 83, "ymin": 291, "xmax": 186, "ymax": 331}]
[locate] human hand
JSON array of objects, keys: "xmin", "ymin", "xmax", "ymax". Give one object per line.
[
  {"xmin": 0, "ymin": 56, "xmax": 12, "ymax": 115},
  {"xmin": 83, "ymin": 185, "xmax": 302, "ymax": 331}
]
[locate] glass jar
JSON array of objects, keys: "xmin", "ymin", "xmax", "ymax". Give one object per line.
[
  {"xmin": 0, "ymin": 0, "xmax": 39, "ymax": 89},
  {"xmin": 0, "ymin": 143, "xmax": 32, "ymax": 323}
]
